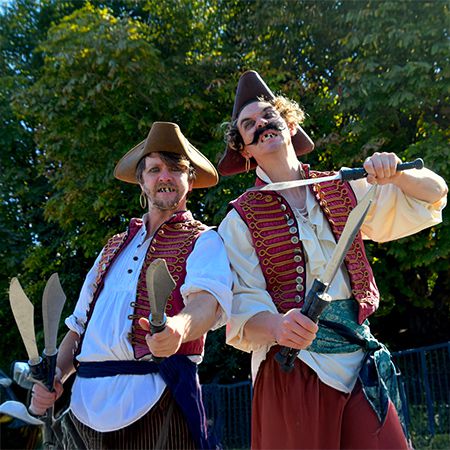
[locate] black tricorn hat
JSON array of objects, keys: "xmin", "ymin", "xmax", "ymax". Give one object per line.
[{"xmin": 218, "ymin": 70, "xmax": 314, "ymax": 176}]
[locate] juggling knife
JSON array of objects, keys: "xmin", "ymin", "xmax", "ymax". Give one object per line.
[
  {"xmin": 248, "ymin": 158, "xmax": 424, "ymax": 192},
  {"xmin": 146, "ymin": 259, "xmax": 176, "ymax": 363},
  {"xmin": 9, "ymin": 278, "xmax": 42, "ymax": 369},
  {"xmin": 42, "ymin": 273, "xmax": 66, "ymax": 391}
]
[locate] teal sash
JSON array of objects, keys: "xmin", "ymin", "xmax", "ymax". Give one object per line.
[{"xmin": 308, "ymin": 299, "xmax": 408, "ymax": 437}]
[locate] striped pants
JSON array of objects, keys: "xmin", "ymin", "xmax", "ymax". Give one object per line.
[{"xmin": 69, "ymin": 389, "xmax": 196, "ymax": 450}]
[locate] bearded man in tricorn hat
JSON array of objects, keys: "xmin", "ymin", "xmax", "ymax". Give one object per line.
[
  {"xmin": 29, "ymin": 122, "xmax": 232, "ymax": 449},
  {"xmin": 218, "ymin": 71, "xmax": 447, "ymax": 449}
]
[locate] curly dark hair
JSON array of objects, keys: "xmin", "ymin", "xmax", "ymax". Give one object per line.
[{"xmin": 224, "ymin": 95, "xmax": 306, "ymax": 153}]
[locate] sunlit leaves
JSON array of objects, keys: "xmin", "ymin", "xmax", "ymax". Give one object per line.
[{"xmin": 1, "ymin": 0, "xmax": 448, "ymax": 373}]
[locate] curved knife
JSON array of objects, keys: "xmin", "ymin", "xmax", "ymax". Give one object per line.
[
  {"xmin": 9, "ymin": 278, "xmax": 41, "ymax": 366},
  {"xmin": 146, "ymin": 259, "xmax": 176, "ymax": 362},
  {"xmin": 42, "ymin": 273, "xmax": 66, "ymax": 391}
]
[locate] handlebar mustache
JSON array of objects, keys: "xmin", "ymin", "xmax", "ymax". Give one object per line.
[{"xmin": 245, "ymin": 120, "xmax": 286, "ymax": 146}]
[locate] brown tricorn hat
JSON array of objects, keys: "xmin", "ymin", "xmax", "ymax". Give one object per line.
[
  {"xmin": 114, "ymin": 122, "xmax": 218, "ymax": 188},
  {"xmin": 217, "ymin": 70, "xmax": 314, "ymax": 176}
]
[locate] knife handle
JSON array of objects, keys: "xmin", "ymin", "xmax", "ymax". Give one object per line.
[
  {"xmin": 43, "ymin": 351, "xmax": 57, "ymax": 392},
  {"xmin": 275, "ymin": 279, "xmax": 329, "ymax": 373},
  {"xmin": 29, "ymin": 358, "xmax": 47, "ymax": 384},
  {"xmin": 340, "ymin": 158, "xmax": 424, "ymax": 181},
  {"xmin": 150, "ymin": 315, "xmax": 167, "ymax": 363}
]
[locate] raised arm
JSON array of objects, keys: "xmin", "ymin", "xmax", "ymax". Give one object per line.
[{"xmin": 363, "ymin": 152, "xmax": 448, "ymax": 204}]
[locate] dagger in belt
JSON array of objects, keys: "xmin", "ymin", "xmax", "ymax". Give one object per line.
[{"xmin": 145, "ymin": 258, "xmax": 176, "ymax": 363}]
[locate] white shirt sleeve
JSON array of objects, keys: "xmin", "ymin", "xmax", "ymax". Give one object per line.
[
  {"xmin": 218, "ymin": 211, "xmax": 278, "ymax": 353},
  {"xmin": 181, "ymin": 229, "xmax": 233, "ymax": 329},
  {"xmin": 350, "ymin": 178, "xmax": 446, "ymax": 243},
  {"xmin": 65, "ymin": 250, "xmax": 104, "ymax": 335}
]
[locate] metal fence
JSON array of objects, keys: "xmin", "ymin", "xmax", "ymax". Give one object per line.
[
  {"xmin": 202, "ymin": 342, "xmax": 450, "ymax": 449},
  {"xmin": 202, "ymin": 381, "xmax": 252, "ymax": 449},
  {"xmin": 392, "ymin": 342, "xmax": 450, "ymax": 443}
]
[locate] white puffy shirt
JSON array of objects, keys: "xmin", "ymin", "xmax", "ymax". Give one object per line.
[
  {"xmin": 65, "ymin": 214, "xmax": 233, "ymax": 431},
  {"xmin": 219, "ymin": 167, "xmax": 445, "ymax": 391}
]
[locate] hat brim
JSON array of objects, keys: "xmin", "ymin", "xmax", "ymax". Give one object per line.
[
  {"xmin": 218, "ymin": 70, "xmax": 314, "ymax": 176},
  {"xmin": 218, "ymin": 125, "xmax": 314, "ymax": 176},
  {"xmin": 114, "ymin": 122, "xmax": 218, "ymax": 188}
]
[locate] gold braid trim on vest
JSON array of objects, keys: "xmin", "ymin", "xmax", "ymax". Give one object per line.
[
  {"xmin": 310, "ymin": 171, "xmax": 379, "ymax": 320},
  {"xmin": 234, "ymin": 166, "xmax": 379, "ymax": 323},
  {"xmin": 232, "ymin": 192, "xmax": 306, "ymax": 313},
  {"xmin": 129, "ymin": 220, "xmax": 207, "ymax": 359}
]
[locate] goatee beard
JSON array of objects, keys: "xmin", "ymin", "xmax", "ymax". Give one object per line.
[{"xmin": 153, "ymin": 200, "xmax": 180, "ymax": 211}]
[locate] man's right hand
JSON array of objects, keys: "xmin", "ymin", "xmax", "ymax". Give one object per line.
[
  {"xmin": 29, "ymin": 370, "xmax": 64, "ymax": 416},
  {"xmin": 274, "ymin": 309, "xmax": 318, "ymax": 349}
]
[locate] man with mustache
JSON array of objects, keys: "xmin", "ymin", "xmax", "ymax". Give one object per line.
[
  {"xmin": 29, "ymin": 122, "xmax": 233, "ymax": 449},
  {"xmin": 218, "ymin": 71, "xmax": 447, "ymax": 449}
]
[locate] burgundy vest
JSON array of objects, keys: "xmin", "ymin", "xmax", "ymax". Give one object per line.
[
  {"xmin": 231, "ymin": 166, "xmax": 379, "ymax": 324},
  {"xmin": 79, "ymin": 211, "xmax": 207, "ymax": 360}
]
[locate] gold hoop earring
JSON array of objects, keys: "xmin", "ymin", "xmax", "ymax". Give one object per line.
[
  {"xmin": 245, "ymin": 158, "xmax": 251, "ymax": 173},
  {"xmin": 139, "ymin": 191, "xmax": 147, "ymax": 209}
]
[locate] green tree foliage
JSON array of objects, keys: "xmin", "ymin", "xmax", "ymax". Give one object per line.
[
  {"xmin": 332, "ymin": 1, "xmax": 450, "ymax": 347},
  {"xmin": 0, "ymin": 0, "xmax": 448, "ymax": 380},
  {"xmin": 0, "ymin": 0, "xmax": 81, "ymax": 373}
]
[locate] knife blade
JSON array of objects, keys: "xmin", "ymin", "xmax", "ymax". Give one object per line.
[
  {"xmin": 42, "ymin": 273, "xmax": 66, "ymax": 357},
  {"xmin": 275, "ymin": 185, "xmax": 377, "ymax": 372},
  {"xmin": 42, "ymin": 273, "xmax": 66, "ymax": 392},
  {"xmin": 0, "ymin": 401, "xmax": 45, "ymax": 426},
  {"xmin": 248, "ymin": 158, "xmax": 424, "ymax": 192},
  {"xmin": 299, "ymin": 184, "xmax": 377, "ymax": 323},
  {"xmin": 146, "ymin": 259, "xmax": 176, "ymax": 333},
  {"xmin": 322, "ymin": 184, "xmax": 377, "ymax": 288},
  {"xmin": 9, "ymin": 278, "xmax": 41, "ymax": 365},
  {"xmin": 146, "ymin": 259, "xmax": 176, "ymax": 363}
]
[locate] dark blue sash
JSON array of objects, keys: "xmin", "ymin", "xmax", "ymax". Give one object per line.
[{"xmin": 77, "ymin": 356, "xmax": 212, "ymax": 449}]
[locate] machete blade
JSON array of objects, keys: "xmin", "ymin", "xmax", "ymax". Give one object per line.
[
  {"xmin": 9, "ymin": 278, "xmax": 40, "ymax": 364},
  {"xmin": 42, "ymin": 273, "xmax": 67, "ymax": 356},
  {"xmin": 146, "ymin": 259, "xmax": 176, "ymax": 330}
]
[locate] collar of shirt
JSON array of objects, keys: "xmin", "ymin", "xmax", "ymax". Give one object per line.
[{"xmin": 255, "ymin": 166, "xmax": 271, "ymax": 184}]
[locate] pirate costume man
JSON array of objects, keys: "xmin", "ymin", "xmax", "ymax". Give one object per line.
[
  {"xmin": 218, "ymin": 71, "xmax": 447, "ymax": 449},
  {"xmin": 31, "ymin": 122, "xmax": 233, "ymax": 449}
]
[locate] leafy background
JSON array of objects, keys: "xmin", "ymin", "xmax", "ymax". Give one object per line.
[{"xmin": 0, "ymin": 0, "xmax": 448, "ymax": 384}]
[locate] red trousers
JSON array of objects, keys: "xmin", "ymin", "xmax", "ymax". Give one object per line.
[{"xmin": 252, "ymin": 347, "xmax": 410, "ymax": 449}]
